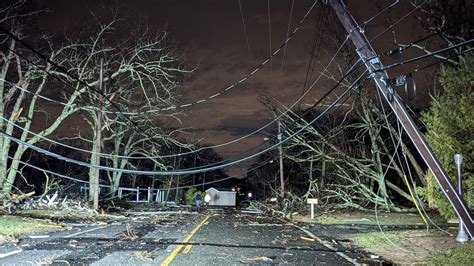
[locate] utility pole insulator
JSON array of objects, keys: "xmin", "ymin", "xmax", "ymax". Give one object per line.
[{"xmin": 384, "ymin": 47, "xmax": 403, "ymax": 58}]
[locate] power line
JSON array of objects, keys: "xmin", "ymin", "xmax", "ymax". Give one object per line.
[
  {"xmin": 383, "ymin": 18, "xmax": 471, "ymax": 58},
  {"xmin": 404, "ymin": 47, "xmax": 473, "ymax": 75},
  {"xmin": 360, "ymin": 0, "xmax": 399, "ymax": 28},
  {"xmin": 0, "ymin": 70, "xmax": 367, "ymax": 176},
  {"xmin": 0, "ymin": 34, "xmax": 358, "ymax": 166},
  {"xmin": 369, "ymin": 0, "xmax": 427, "ymax": 42},
  {"xmin": 8, "ymin": 154, "xmax": 275, "ymax": 191},
  {"xmin": 268, "ymin": 0, "xmax": 272, "ymax": 72},
  {"xmin": 280, "ymin": 0, "xmax": 295, "ymax": 71},
  {"xmin": 301, "ymin": 6, "xmax": 324, "ymax": 95},
  {"xmin": 0, "ymin": 0, "xmax": 318, "ymax": 127},
  {"xmin": 0, "ymin": 24, "xmax": 353, "ymax": 163},
  {"xmin": 307, "ymin": 3, "xmax": 329, "ymax": 93},
  {"xmin": 0, "ymin": 1, "xmax": 408, "ymax": 176},
  {"xmin": 238, "ymin": 0, "xmax": 253, "ymax": 62},
  {"xmin": 378, "ymin": 39, "xmax": 474, "ymax": 72},
  {"xmin": 0, "ymin": 1, "xmax": 400, "ymax": 169},
  {"xmin": 0, "ymin": 0, "xmax": 320, "ymax": 156},
  {"xmin": 0, "ymin": 26, "xmax": 176, "ymax": 153}
]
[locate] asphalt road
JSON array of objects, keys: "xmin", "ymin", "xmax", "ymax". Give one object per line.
[{"xmin": 0, "ymin": 210, "xmax": 367, "ymax": 265}]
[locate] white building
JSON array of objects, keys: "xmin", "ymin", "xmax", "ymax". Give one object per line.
[{"xmin": 205, "ymin": 187, "xmax": 236, "ymax": 206}]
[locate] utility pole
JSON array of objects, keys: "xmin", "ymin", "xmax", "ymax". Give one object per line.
[
  {"xmin": 93, "ymin": 58, "xmax": 103, "ymax": 210},
  {"xmin": 175, "ymin": 147, "xmax": 182, "ymax": 204},
  {"xmin": 278, "ymin": 121, "xmax": 285, "ymax": 199},
  {"xmin": 329, "ymin": 0, "xmax": 473, "ymax": 237}
]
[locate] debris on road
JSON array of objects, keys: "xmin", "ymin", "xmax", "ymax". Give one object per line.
[
  {"xmin": 236, "ymin": 222, "xmax": 283, "ymax": 227},
  {"xmin": 343, "ymin": 218, "xmax": 370, "ymax": 223},
  {"xmin": 12, "ymin": 191, "xmax": 90, "ymax": 213},
  {"xmin": 126, "ymin": 211, "xmax": 184, "ymax": 216},
  {"xmin": 120, "ymin": 224, "xmax": 138, "ymax": 240},
  {"xmin": 271, "ymin": 239, "xmax": 289, "ymax": 247},
  {"xmin": 300, "ymin": 236, "xmax": 315, "ymax": 242},
  {"xmin": 28, "ymin": 235, "xmax": 49, "ymax": 239},
  {"xmin": 132, "ymin": 250, "xmax": 153, "ymax": 261},
  {"xmin": 239, "ymin": 256, "xmax": 277, "ymax": 264},
  {"xmin": 0, "ymin": 249, "xmax": 23, "ymax": 259},
  {"xmin": 240, "ymin": 210, "xmax": 263, "ymax": 215}
]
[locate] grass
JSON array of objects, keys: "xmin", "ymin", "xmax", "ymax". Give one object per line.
[
  {"xmin": 0, "ymin": 215, "xmax": 58, "ymax": 238},
  {"xmin": 352, "ymin": 231, "xmax": 410, "ymax": 248},
  {"xmin": 307, "ymin": 210, "xmax": 446, "ymax": 225},
  {"xmin": 430, "ymin": 243, "xmax": 474, "ymax": 265},
  {"xmin": 18, "ymin": 209, "xmax": 126, "ymax": 222}
]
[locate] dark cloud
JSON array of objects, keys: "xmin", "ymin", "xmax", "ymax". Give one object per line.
[{"xmin": 35, "ymin": 0, "xmax": 429, "ymax": 173}]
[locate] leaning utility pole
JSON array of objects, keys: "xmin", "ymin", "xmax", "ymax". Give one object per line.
[
  {"xmin": 278, "ymin": 121, "xmax": 285, "ymax": 199},
  {"xmin": 93, "ymin": 58, "xmax": 104, "ymax": 210},
  {"xmin": 328, "ymin": 0, "xmax": 473, "ymax": 237}
]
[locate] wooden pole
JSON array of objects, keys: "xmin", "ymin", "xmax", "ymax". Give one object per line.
[
  {"xmin": 328, "ymin": 0, "xmax": 473, "ymax": 237},
  {"xmin": 93, "ymin": 58, "xmax": 103, "ymax": 210},
  {"xmin": 278, "ymin": 121, "xmax": 285, "ymax": 199}
]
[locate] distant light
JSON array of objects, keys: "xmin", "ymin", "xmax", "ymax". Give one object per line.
[
  {"xmin": 232, "ymin": 188, "xmax": 236, "ymax": 192},
  {"xmin": 204, "ymin": 194, "xmax": 211, "ymax": 203},
  {"xmin": 248, "ymin": 192, "xmax": 253, "ymax": 198}
]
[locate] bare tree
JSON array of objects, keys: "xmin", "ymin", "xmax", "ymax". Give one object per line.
[
  {"xmin": 0, "ymin": 3, "xmax": 192, "ymax": 202},
  {"xmin": 63, "ymin": 17, "xmax": 193, "ymax": 201},
  {"xmin": 392, "ymin": 1, "xmax": 473, "ymax": 65}
]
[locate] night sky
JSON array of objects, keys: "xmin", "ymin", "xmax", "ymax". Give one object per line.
[{"xmin": 32, "ymin": 0, "xmax": 428, "ymax": 173}]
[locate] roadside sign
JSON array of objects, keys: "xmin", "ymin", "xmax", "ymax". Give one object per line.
[
  {"xmin": 307, "ymin": 198, "xmax": 318, "ymax": 204},
  {"xmin": 307, "ymin": 198, "xmax": 319, "ymax": 219}
]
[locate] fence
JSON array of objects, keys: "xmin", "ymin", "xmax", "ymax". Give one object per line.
[{"xmin": 80, "ymin": 186, "xmax": 166, "ymax": 203}]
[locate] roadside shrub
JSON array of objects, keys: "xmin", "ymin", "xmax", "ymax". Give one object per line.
[
  {"xmin": 418, "ymin": 55, "xmax": 474, "ymax": 219},
  {"xmin": 184, "ymin": 188, "xmax": 202, "ymax": 205}
]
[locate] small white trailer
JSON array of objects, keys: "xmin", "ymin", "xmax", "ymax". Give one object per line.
[{"xmin": 205, "ymin": 187, "xmax": 236, "ymax": 207}]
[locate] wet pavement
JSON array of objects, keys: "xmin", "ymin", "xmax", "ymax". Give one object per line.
[{"xmin": 0, "ymin": 210, "xmax": 376, "ymax": 265}]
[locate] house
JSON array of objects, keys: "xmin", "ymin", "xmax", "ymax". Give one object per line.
[{"xmin": 205, "ymin": 187, "xmax": 236, "ymax": 206}]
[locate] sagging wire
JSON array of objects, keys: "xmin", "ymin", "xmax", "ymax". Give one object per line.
[
  {"xmin": 8, "ymin": 154, "xmax": 276, "ymax": 192},
  {"xmin": 369, "ymin": 0, "xmax": 428, "ymax": 42},
  {"xmin": 238, "ymin": 0, "xmax": 253, "ymax": 63},
  {"xmin": 375, "ymin": 76, "xmax": 428, "ymax": 227},
  {"xmin": 0, "ymin": 0, "xmax": 397, "ymax": 164},
  {"xmin": 383, "ymin": 19, "xmax": 471, "ymax": 59},
  {"xmin": 0, "ymin": 1, "xmax": 408, "ymax": 179},
  {"xmin": 301, "ymin": 2, "xmax": 326, "ymax": 95},
  {"xmin": 373, "ymin": 78, "xmax": 452, "ymax": 247},
  {"xmin": 267, "ymin": 0, "xmax": 272, "ymax": 72},
  {"xmin": 374, "ymin": 117, "xmax": 413, "ymax": 254},
  {"xmin": 4, "ymin": 39, "xmax": 467, "ymax": 176},
  {"xmin": 0, "ymin": 1, "xmax": 323, "ymax": 164},
  {"xmin": 0, "ymin": 0, "xmax": 319, "ymax": 116},
  {"xmin": 402, "ymin": 144, "xmax": 454, "ymax": 236},
  {"xmin": 402, "ymin": 173, "xmax": 428, "ymax": 226},
  {"xmin": 0, "ymin": 33, "xmax": 357, "ymax": 163},
  {"xmin": 377, "ymin": 39, "xmax": 474, "ymax": 72},
  {"xmin": 0, "ymin": 69, "xmax": 368, "ymax": 176},
  {"xmin": 280, "ymin": 0, "xmax": 295, "ymax": 71},
  {"xmin": 359, "ymin": 0, "xmax": 399, "ymax": 29}
]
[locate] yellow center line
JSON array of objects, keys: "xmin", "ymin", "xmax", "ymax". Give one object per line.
[
  {"xmin": 161, "ymin": 215, "xmax": 210, "ymax": 266},
  {"xmin": 182, "ymin": 243, "xmax": 193, "ymax": 254}
]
